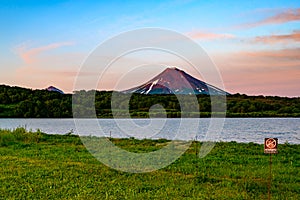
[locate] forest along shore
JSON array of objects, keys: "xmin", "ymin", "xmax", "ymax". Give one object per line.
[{"xmin": 1, "ymin": 85, "xmax": 300, "ymax": 118}]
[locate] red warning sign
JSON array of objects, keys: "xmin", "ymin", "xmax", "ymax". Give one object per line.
[{"xmin": 264, "ymin": 138, "xmax": 278, "ymax": 154}]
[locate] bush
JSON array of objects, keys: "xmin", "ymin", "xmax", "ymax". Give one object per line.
[
  {"xmin": 0, "ymin": 130, "xmax": 16, "ymax": 146},
  {"xmin": 0, "ymin": 127, "xmax": 43, "ymax": 146}
]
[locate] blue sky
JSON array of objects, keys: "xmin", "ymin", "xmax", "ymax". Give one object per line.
[{"xmin": 0, "ymin": 0, "xmax": 300, "ymax": 96}]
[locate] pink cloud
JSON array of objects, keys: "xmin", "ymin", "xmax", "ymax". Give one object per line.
[
  {"xmin": 239, "ymin": 8, "xmax": 300, "ymax": 28},
  {"xmin": 15, "ymin": 41, "xmax": 74, "ymax": 64},
  {"xmin": 187, "ymin": 31, "xmax": 235, "ymax": 40},
  {"xmin": 239, "ymin": 48, "xmax": 300, "ymax": 60},
  {"xmin": 212, "ymin": 48, "xmax": 300, "ymax": 97},
  {"xmin": 223, "ymin": 70, "xmax": 299, "ymax": 97},
  {"xmin": 254, "ymin": 30, "xmax": 300, "ymax": 44}
]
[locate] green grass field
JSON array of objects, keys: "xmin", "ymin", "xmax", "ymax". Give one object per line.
[{"xmin": 0, "ymin": 128, "xmax": 299, "ymax": 199}]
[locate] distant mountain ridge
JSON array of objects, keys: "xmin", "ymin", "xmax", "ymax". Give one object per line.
[
  {"xmin": 123, "ymin": 67, "xmax": 229, "ymax": 95},
  {"xmin": 46, "ymin": 86, "xmax": 64, "ymax": 94}
]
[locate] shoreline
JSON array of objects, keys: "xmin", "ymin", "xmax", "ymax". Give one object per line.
[{"xmin": 1, "ymin": 127, "xmax": 299, "ymax": 146}]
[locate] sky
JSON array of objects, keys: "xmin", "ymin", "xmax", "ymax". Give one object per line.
[{"xmin": 0, "ymin": 0, "xmax": 299, "ymax": 97}]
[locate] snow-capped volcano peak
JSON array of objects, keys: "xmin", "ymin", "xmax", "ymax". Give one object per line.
[{"xmin": 123, "ymin": 67, "xmax": 229, "ymax": 95}]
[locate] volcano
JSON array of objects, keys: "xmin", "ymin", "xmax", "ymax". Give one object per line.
[{"xmin": 123, "ymin": 67, "xmax": 229, "ymax": 95}]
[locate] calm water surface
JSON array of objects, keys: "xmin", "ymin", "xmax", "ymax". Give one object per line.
[{"xmin": 0, "ymin": 118, "xmax": 299, "ymax": 144}]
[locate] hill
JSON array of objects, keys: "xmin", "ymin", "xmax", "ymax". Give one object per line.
[{"xmin": 0, "ymin": 85, "xmax": 71, "ymax": 118}]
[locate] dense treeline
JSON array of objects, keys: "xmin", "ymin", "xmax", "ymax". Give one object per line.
[
  {"xmin": 93, "ymin": 92, "xmax": 300, "ymax": 118},
  {"xmin": 0, "ymin": 85, "xmax": 71, "ymax": 117},
  {"xmin": 0, "ymin": 85, "xmax": 300, "ymax": 118}
]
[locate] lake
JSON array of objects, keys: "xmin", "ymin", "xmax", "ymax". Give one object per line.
[{"xmin": 0, "ymin": 118, "xmax": 299, "ymax": 144}]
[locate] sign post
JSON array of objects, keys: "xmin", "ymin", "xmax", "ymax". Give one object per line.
[{"xmin": 264, "ymin": 138, "xmax": 278, "ymax": 200}]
